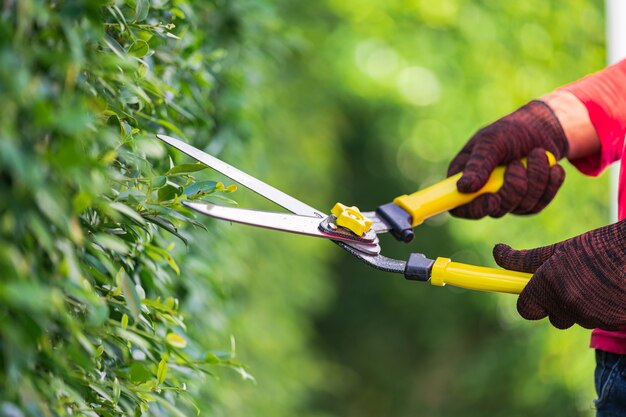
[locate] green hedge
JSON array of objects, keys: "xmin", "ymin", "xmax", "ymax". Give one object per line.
[{"xmin": 0, "ymin": 1, "xmax": 303, "ymax": 415}]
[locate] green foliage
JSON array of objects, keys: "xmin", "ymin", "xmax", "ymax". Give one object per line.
[{"xmin": 0, "ymin": 1, "xmax": 253, "ymax": 415}]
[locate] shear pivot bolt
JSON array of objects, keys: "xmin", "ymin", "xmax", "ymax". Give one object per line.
[{"xmin": 330, "ymin": 202, "xmax": 373, "ymax": 236}]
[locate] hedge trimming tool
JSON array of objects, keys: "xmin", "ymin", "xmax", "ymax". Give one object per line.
[{"xmin": 157, "ymin": 134, "xmax": 554, "ymax": 295}]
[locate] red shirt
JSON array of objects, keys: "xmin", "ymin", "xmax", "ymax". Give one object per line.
[{"xmin": 561, "ymin": 58, "xmax": 626, "ymax": 353}]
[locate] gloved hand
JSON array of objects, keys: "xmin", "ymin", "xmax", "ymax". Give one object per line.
[
  {"xmin": 493, "ymin": 219, "xmax": 626, "ymax": 330},
  {"xmin": 448, "ymin": 100, "xmax": 569, "ymax": 219}
]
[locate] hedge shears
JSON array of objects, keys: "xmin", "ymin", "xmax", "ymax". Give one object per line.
[{"xmin": 156, "ymin": 134, "xmax": 553, "ymax": 295}]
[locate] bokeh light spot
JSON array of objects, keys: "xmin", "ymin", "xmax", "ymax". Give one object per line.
[
  {"xmin": 355, "ymin": 39, "xmax": 400, "ymax": 79},
  {"xmin": 397, "ymin": 66, "xmax": 441, "ymax": 106}
]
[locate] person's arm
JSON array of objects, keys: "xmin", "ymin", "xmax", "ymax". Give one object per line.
[
  {"xmin": 447, "ymin": 59, "xmax": 626, "ymax": 329},
  {"xmin": 493, "ymin": 220, "xmax": 626, "ymax": 330},
  {"xmin": 540, "ymin": 91, "xmax": 599, "ymax": 159},
  {"xmin": 449, "ymin": 58, "xmax": 626, "ymax": 219},
  {"xmin": 560, "ymin": 58, "xmax": 626, "ymax": 174},
  {"xmin": 492, "ymin": 59, "xmax": 626, "ymax": 330},
  {"xmin": 447, "ymin": 101, "xmax": 569, "ymax": 219}
]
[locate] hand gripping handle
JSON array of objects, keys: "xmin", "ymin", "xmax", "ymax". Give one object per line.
[
  {"xmin": 393, "ymin": 152, "xmax": 557, "ymax": 227},
  {"xmin": 430, "ymin": 257, "xmax": 531, "ymax": 294}
]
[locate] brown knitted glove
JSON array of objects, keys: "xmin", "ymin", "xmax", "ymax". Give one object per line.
[
  {"xmin": 493, "ymin": 219, "xmax": 626, "ymax": 330},
  {"xmin": 448, "ymin": 100, "xmax": 569, "ymax": 219}
]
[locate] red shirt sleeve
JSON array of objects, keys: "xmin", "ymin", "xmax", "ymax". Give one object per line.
[{"xmin": 559, "ymin": 59, "xmax": 626, "ymax": 176}]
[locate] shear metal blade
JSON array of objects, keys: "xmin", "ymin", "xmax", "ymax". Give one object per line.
[
  {"xmin": 157, "ymin": 134, "xmax": 324, "ymax": 218},
  {"xmin": 184, "ymin": 201, "xmax": 380, "ymax": 254},
  {"xmin": 361, "ymin": 211, "xmax": 393, "ymax": 233}
]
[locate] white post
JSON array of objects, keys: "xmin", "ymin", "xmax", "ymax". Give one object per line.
[{"xmin": 606, "ymin": 0, "xmax": 625, "ymax": 221}]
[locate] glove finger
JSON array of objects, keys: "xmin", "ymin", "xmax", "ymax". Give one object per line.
[
  {"xmin": 448, "ymin": 151, "xmax": 471, "ymax": 177},
  {"xmin": 448, "ymin": 135, "xmax": 482, "ymax": 176},
  {"xmin": 548, "ymin": 313, "xmax": 575, "ymax": 330},
  {"xmin": 517, "ymin": 296, "xmax": 548, "ymax": 321},
  {"xmin": 528, "ymin": 164, "xmax": 566, "ymax": 214},
  {"xmin": 449, "ymin": 193, "xmax": 500, "ymax": 219},
  {"xmin": 490, "ymin": 160, "xmax": 527, "ymax": 218},
  {"xmin": 517, "ymin": 268, "xmax": 573, "ymax": 329},
  {"xmin": 512, "ymin": 148, "xmax": 550, "ymax": 214},
  {"xmin": 517, "ymin": 268, "xmax": 547, "ymax": 320},
  {"xmin": 577, "ymin": 317, "xmax": 612, "ymax": 330},
  {"xmin": 456, "ymin": 139, "xmax": 507, "ymax": 193},
  {"xmin": 571, "ymin": 303, "xmax": 625, "ymax": 331},
  {"xmin": 589, "ymin": 319, "xmax": 624, "ymax": 332},
  {"xmin": 492, "ymin": 242, "xmax": 559, "ymax": 273}
]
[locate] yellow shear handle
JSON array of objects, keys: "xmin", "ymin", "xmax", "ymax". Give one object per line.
[
  {"xmin": 394, "ymin": 152, "xmax": 557, "ymax": 227},
  {"xmin": 431, "ymin": 257, "xmax": 531, "ymax": 294}
]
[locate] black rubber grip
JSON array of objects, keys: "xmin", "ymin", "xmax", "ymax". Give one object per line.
[
  {"xmin": 376, "ymin": 202, "xmax": 414, "ymax": 243},
  {"xmin": 404, "ymin": 253, "xmax": 434, "ymax": 282}
]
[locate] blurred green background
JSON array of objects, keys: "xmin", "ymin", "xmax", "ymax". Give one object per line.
[{"xmin": 0, "ymin": 0, "xmax": 610, "ymax": 416}]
